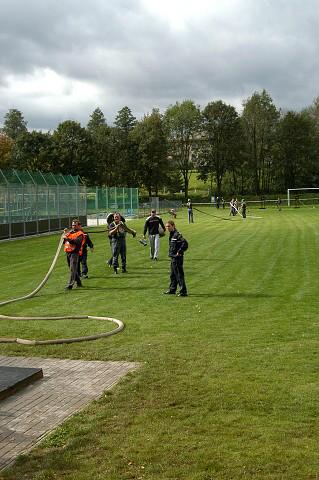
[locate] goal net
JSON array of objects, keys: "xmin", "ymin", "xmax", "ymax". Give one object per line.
[{"xmin": 287, "ymin": 188, "xmax": 319, "ymax": 207}]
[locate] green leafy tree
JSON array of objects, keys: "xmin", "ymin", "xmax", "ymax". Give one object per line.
[
  {"xmin": 87, "ymin": 107, "xmax": 107, "ymax": 132},
  {"xmin": 2, "ymin": 109, "xmax": 28, "ymax": 140},
  {"xmin": 273, "ymin": 111, "xmax": 319, "ymax": 190},
  {"xmin": 304, "ymin": 96, "xmax": 319, "ymax": 128},
  {"xmin": 52, "ymin": 120, "xmax": 95, "ymax": 183},
  {"xmin": 196, "ymin": 100, "xmax": 242, "ymax": 196},
  {"xmin": 12, "ymin": 131, "xmax": 54, "ymax": 171},
  {"xmin": 86, "ymin": 108, "xmax": 116, "ymax": 186},
  {"xmin": 165, "ymin": 170, "xmax": 184, "ymax": 194},
  {"xmin": 0, "ymin": 133, "xmax": 13, "ymax": 168},
  {"xmin": 241, "ymin": 90, "xmax": 279, "ymax": 194},
  {"xmin": 114, "ymin": 106, "xmax": 139, "ymax": 187},
  {"xmin": 131, "ymin": 109, "xmax": 169, "ymax": 196},
  {"xmin": 164, "ymin": 100, "xmax": 201, "ymax": 199}
]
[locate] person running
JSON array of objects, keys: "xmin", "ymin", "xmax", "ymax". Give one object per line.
[
  {"xmin": 63, "ymin": 219, "xmax": 84, "ymax": 290},
  {"xmin": 163, "ymin": 219, "xmax": 188, "ymax": 297},
  {"xmin": 143, "ymin": 209, "xmax": 166, "ymax": 260},
  {"xmin": 108, "ymin": 213, "xmax": 136, "ymax": 273},
  {"xmin": 186, "ymin": 198, "xmax": 194, "ymax": 223}
]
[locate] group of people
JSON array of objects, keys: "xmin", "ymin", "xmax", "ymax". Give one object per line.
[
  {"xmin": 63, "ymin": 208, "xmax": 189, "ymax": 296},
  {"xmin": 229, "ymin": 198, "xmax": 247, "ymax": 218},
  {"xmin": 63, "ymin": 220, "xmax": 94, "ymax": 290},
  {"xmin": 214, "ymin": 196, "xmax": 225, "ymax": 209}
]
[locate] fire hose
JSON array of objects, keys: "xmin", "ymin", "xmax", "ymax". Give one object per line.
[{"xmin": 0, "ymin": 233, "xmax": 124, "ymax": 345}]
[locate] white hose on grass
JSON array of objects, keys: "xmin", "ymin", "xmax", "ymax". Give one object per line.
[{"xmin": 0, "ymin": 233, "xmax": 124, "ymax": 345}]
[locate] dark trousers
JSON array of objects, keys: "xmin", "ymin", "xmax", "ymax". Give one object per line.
[
  {"xmin": 112, "ymin": 237, "xmax": 126, "ymax": 270},
  {"xmin": 169, "ymin": 256, "xmax": 187, "ymax": 295},
  {"xmin": 66, "ymin": 252, "xmax": 82, "ymax": 287},
  {"xmin": 78, "ymin": 250, "xmax": 88, "ymax": 276},
  {"xmin": 188, "ymin": 209, "xmax": 194, "ymax": 223},
  {"xmin": 107, "ymin": 239, "xmax": 113, "ymax": 266}
]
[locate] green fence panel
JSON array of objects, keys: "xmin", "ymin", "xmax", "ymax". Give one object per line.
[
  {"xmin": 0, "ymin": 169, "xmax": 87, "ymax": 238},
  {"xmin": 86, "ymin": 186, "xmax": 139, "ymax": 217}
]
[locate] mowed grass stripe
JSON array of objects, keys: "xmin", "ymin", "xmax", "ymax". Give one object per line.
[{"xmin": 1, "ymin": 208, "xmax": 319, "ymax": 479}]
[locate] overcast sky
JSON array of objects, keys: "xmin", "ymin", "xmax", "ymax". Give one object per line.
[{"xmin": 1, "ymin": 0, "xmax": 319, "ymax": 131}]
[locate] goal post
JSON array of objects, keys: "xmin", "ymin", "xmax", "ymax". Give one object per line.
[{"xmin": 287, "ymin": 188, "xmax": 319, "ymax": 207}]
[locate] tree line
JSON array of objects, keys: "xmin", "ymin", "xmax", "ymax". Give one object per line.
[{"xmin": 1, "ymin": 89, "xmax": 319, "ymax": 199}]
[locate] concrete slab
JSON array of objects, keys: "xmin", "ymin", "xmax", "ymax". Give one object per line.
[
  {"xmin": 0, "ymin": 366, "xmax": 43, "ymax": 401},
  {"xmin": 0, "ymin": 355, "xmax": 138, "ymax": 472}
]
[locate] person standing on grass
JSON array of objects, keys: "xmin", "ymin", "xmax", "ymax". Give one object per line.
[
  {"xmin": 240, "ymin": 199, "xmax": 247, "ymax": 218},
  {"xmin": 163, "ymin": 219, "xmax": 188, "ymax": 297},
  {"xmin": 230, "ymin": 198, "xmax": 235, "ymax": 216},
  {"xmin": 143, "ymin": 209, "xmax": 166, "ymax": 260},
  {"xmin": 186, "ymin": 198, "xmax": 194, "ymax": 223},
  {"xmin": 78, "ymin": 223, "xmax": 94, "ymax": 278},
  {"xmin": 106, "ymin": 212, "xmax": 126, "ymax": 268},
  {"xmin": 63, "ymin": 219, "xmax": 84, "ymax": 290},
  {"xmin": 169, "ymin": 208, "xmax": 177, "ymax": 218},
  {"xmin": 108, "ymin": 212, "xmax": 136, "ymax": 274}
]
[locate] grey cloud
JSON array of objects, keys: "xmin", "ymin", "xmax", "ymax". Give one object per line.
[{"xmin": 1, "ymin": 0, "xmax": 319, "ymax": 129}]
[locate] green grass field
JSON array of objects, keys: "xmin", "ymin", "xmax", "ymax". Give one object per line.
[{"xmin": 1, "ymin": 206, "xmax": 319, "ymax": 480}]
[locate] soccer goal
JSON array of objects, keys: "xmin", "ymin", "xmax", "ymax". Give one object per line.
[{"xmin": 287, "ymin": 188, "xmax": 319, "ymax": 207}]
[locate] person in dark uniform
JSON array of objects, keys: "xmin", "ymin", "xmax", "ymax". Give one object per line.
[
  {"xmin": 186, "ymin": 198, "xmax": 194, "ymax": 223},
  {"xmin": 63, "ymin": 219, "xmax": 84, "ymax": 290},
  {"xmin": 163, "ymin": 219, "xmax": 188, "ymax": 297},
  {"xmin": 108, "ymin": 213, "xmax": 136, "ymax": 273},
  {"xmin": 240, "ymin": 199, "xmax": 247, "ymax": 218},
  {"xmin": 78, "ymin": 223, "xmax": 94, "ymax": 278},
  {"xmin": 143, "ymin": 209, "xmax": 166, "ymax": 260}
]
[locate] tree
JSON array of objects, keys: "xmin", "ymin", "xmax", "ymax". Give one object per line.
[
  {"xmin": 2, "ymin": 109, "xmax": 28, "ymax": 140},
  {"xmin": 241, "ymin": 90, "xmax": 279, "ymax": 194},
  {"xmin": 114, "ymin": 106, "xmax": 139, "ymax": 187},
  {"xmin": 165, "ymin": 170, "xmax": 184, "ymax": 194},
  {"xmin": 52, "ymin": 120, "xmax": 95, "ymax": 183},
  {"xmin": 164, "ymin": 100, "xmax": 201, "ymax": 199},
  {"xmin": 86, "ymin": 108, "xmax": 115, "ymax": 185},
  {"xmin": 0, "ymin": 133, "xmax": 13, "ymax": 169},
  {"xmin": 273, "ymin": 111, "xmax": 319, "ymax": 190},
  {"xmin": 114, "ymin": 106, "xmax": 137, "ymax": 133},
  {"xmin": 196, "ymin": 100, "xmax": 242, "ymax": 196},
  {"xmin": 305, "ymin": 96, "xmax": 319, "ymax": 128},
  {"xmin": 131, "ymin": 109, "xmax": 169, "ymax": 196},
  {"xmin": 87, "ymin": 107, "xmax": 107, "ymax": 132},
  {"xmin": 12, "ymin": 130, "xmax": 54, "ymax": 171}
]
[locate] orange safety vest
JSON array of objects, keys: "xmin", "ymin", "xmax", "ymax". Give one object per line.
[{"xmin": 64, "ymin": 230, "xmax": 84, "ymax": 255}]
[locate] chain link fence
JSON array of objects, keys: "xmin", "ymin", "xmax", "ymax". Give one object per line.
[
  {"xmin": 86, "ymin": 186, "xmax": 139, "ymax": 225},
  {"xmin": 0, "ymin": 169, "xmax": 86, "ymax": 239}
]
